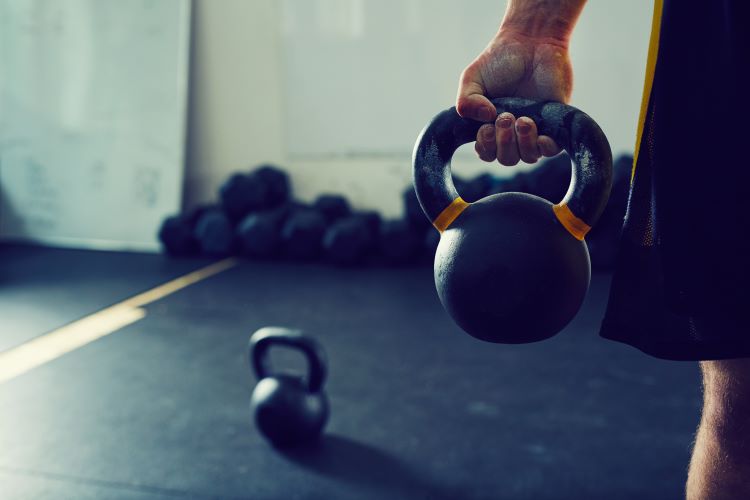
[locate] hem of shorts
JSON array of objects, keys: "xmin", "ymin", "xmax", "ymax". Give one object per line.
[{"xmin": 600, "ymin": 319, "xmax": 750, "ymax": 362}]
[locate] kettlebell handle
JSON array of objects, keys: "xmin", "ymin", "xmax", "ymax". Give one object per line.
[
  {"xmin": 249, "ymin": 327, "xmax": 327, "ymax": 393},
  {"xmin": 412, "ymin": 97, "xmax": 613, "ymax": 239}
]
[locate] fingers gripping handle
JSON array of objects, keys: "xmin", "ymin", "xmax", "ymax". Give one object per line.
[{"xmin": 411, "ymin": 97, "xmax": 613, "ymax": 237}]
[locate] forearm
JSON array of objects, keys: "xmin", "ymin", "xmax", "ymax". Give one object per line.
[{"xmin": 500, "ymin": 0, "xmax": 586, "ymax": 46}]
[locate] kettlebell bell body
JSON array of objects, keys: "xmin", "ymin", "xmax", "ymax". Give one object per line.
[
  {"xmin": 249, "ymin": 327, "xmax": 329, "ymax": 447},
  {"xmin": 414, "ymin": 98, "xmax": 612, "ymax": 344},
  {"xmin": 436, "ymin": 192, "xmax": 589, "ymax": 343}
]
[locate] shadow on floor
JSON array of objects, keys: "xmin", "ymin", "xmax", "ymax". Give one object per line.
[{"xmin": 280, "ymin": 434, "xmax": 460, "ymax": 499}]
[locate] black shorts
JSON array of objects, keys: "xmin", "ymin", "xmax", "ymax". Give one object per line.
[{"xmin": 599, "ymin": 0, "xmax": 750, "ymax": 361}]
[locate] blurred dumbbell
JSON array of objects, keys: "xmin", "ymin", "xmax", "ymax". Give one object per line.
[
  {"xmin": 158, "ymin": 204, "xmax": 218, "ymax": 256},
  {"xmin": 220, "ymin": 165, "xmax": 290, "ymax": 222},
  {"xmin": 194, "ymin": 208, "xmax": 235, "ymax": 256},
  {"xmin": 379, "ymin": 219, "xmax": 421, "ymax": 265},
  {"xmin": 423, "ymin": 228, "xmax": 440, "ymax": 263},
  {"xmin": 281, "ymin": 207, "xmax": 327, "ymax": 260},
  {"xmin": 524, "ymin": 153, "xmax": 571, "ymax": 203},
  {"xmin": 402, "ymin": 186, "xmax": 431, "ymax": 233},
  {"xmin": 356, "ymin": 210, "xmax": 382, "ymax": 237},
  {"xmin": 460, "ymin": 173, "xmax": 494, "ymax": 202},
  {"xmin": 158, "ymin": 215, "xmax": 197, "ymax": 256},
  {"xmin": 322, "ymin": 211, "xmax": 381, "ymax": 266},
  {"xmin": 236, "ymin": 204, "xmax": 295, "ymax": 258},
  {"xmin": 314, "ymin": 194, "xmax": 351, "ymax": 224},
  {"xmin": 489, "ymin": 171, "xmax": 531, "ymax": 196}
]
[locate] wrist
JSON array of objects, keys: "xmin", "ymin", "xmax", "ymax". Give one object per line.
[
  {"xmin": 498, "ymin": 21, "xmax": 572, "ymax": 48},
  {"xmin": 499, "ymin": 0, "xmax": 585, "ymax": 48}
]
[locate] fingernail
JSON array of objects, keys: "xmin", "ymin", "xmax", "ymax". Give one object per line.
[
  {"xmin": 517, "ymin": 121, "xmax": 531, "ymax": 134},
  {"xmin": 479, "ymin": 108, "xmax": 495, "ymax": 122},
  {"xmin": 481, "ymin": 126, "xmax": 494, "ymax": 139},
  {"xmin": 499, "ymin": 118, "xmax": 512, "ymax": 129}
]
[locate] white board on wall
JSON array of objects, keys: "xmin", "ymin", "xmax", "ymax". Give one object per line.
[{"xmin": 0, "ymin": 0, "xmax": 191, "ymax": 251}]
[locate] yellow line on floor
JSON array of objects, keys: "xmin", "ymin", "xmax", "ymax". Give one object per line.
[
  {"xmin": 119, "ymin": 257, "xmax": 239, "ymax": 308},
  {"xmin": 0, "ymin": 306, "xmax": 147, "ymax": 383},
  {"xmin": 0, "ymin": 257, "xmax": 239, "ymax": 384}
]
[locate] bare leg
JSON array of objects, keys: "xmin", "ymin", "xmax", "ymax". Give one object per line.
[{"xmin": 687, "ymin": 359, "xmax": 750, "ymax": 499}]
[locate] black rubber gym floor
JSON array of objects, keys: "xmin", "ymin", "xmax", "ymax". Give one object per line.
[{"xmin": 0, "ymin": 245, "xmax": 701, "ymax": 500}]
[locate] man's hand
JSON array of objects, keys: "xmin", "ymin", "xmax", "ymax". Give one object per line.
[
  {"xmin": 457, "ymin": 1, "xmax": 585, "ymax": 165},
  {"xmin": 457, "ymin": 33, "xmax": 571, "ymax": 165}
]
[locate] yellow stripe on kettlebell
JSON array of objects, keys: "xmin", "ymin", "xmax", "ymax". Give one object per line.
[
  {"xmin": 433, "ymin": 197, "xmax": 470, "ymax": 233},
  {"xmin": 553, "ymin": 203, "xmax": 591, "ymax": 241}
]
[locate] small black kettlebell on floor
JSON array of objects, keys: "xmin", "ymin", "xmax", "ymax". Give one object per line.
[
  {"xmin": 249, "ymin": 327, "xmax": 329, "ymax": 447},
  {"xmin": 413, "ymin": 98, "xmax": 613, "ymax": 344}
]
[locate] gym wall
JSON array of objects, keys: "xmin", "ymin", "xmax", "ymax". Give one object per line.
[{"xmin": 185, "ymin": 0, "xmax": 652, "ymax": 217}]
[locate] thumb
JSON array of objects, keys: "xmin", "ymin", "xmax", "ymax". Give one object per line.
[{"xmin": 456, "ymin": 69, "xmax": 497, "ymax": 122}]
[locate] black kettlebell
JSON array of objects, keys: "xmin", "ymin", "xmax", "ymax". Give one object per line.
[
  {"xmin": 413, "ymin": 98, "xmax": 612, "ymax": 344},
  {"xmin": 249, "ymin": 327, "xmax": 329, "ymax": 447}
]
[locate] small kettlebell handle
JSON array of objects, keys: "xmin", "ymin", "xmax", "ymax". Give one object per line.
[
  {"xmin": 249, "ymin": 327, "xmax": 327, "ymax": 393},
  {"xmin": 412, "ymin": 97, "xmax": 613, "ymax": 238}
]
